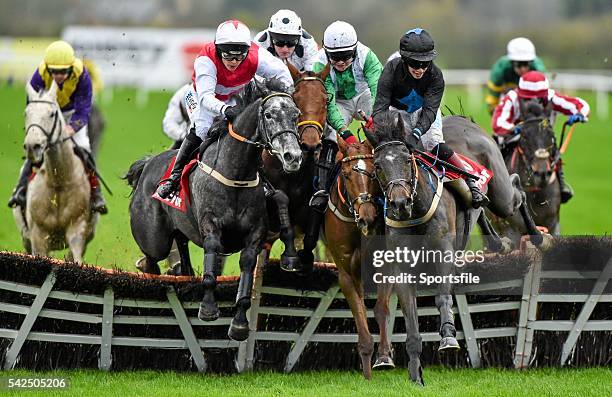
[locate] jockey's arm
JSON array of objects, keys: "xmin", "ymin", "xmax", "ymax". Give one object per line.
[
  {"xmin": 372, "ymin": 60, "xmax": 394, "ymax": 117},
  {"xmin": 193, "ymin": 56, "xmax": 226, "ymax": 137},
  {"xmin": 363, "ymin": 50, "xmax": 383, "ymax": 105},
  {"xmin": 163, "ymin": 85, "xmax": 190, "ymax": 141},
  {"xmin": 69, "ymin": 69, "xmax": 93, "ymax": 132},
  {"xmin": 486, "ymin": 57, "xmax": 508, "ymax": 114},
  {"xmin": 550, "ymin": 91, "xmax": 590, "ymax": 119},
  {"xmin": 255, "ymin": 46, "xmax": 294, "ymax": 91},
  {"xmin": 415, "ymin": 66, "xmax": 444, "ymax": 134},
  {"xmin": 300, "ymin": 34, "xmax": 320, "ymax": 72},
  {"xmin": 492, "ymin": 92, "xmax": 517, "ymax": 135},
  {"xmin": 312, "ymin": 61, "xmax": 345, "ymax": 133}
]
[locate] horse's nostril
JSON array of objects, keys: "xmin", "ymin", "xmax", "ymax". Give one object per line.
[{"xmin": 283, "ymin": 152, "xmax": 296, "ymax": 163}]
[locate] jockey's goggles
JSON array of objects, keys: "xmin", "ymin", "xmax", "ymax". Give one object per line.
[
  {"xmin": 403, "ymin": 57, "xmax": 431, "ymax": 70},
  {"xmin": 272, "ymin": 38, "xmax": 299, "ymax": 48},
  {"xmin": 512, "ymin": 61, "xmax": 531, "ymax": 69},
  {"xmin": 220, "ymin": 51, "xmax": 248, "ymax": 62},
  {"xmin": 326, "ymin": 50, "xmax": 355, "ymax": 63},
  {"xmin": 47, "ymin": 67, "xmax": 72, "ymax": 75}
]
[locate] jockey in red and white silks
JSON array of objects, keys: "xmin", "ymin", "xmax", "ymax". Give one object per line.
[
  {"xmin": 157, "ymin": 19, "xmax": 292, "ymax": 199},
  {"xmin": 187, "ymin": 20, "xmax": 293, "ymax": 140},
  {"xmin": 492, "ymin": 71, "xmax": 589, "ymax": 136}
]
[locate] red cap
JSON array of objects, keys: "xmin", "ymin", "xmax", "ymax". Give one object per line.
[{"xmin": 518, "ymin": 71, "xmax": 549, "ymax": 99}]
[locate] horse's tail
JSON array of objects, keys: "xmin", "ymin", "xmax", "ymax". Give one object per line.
[{"xmin": 123, "ymin": 157, "xmax": 151, "ymax": 191}]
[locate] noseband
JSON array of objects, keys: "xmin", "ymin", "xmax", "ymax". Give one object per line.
[
  {"xmin": 293, "ymin": 76, "xmax": 327, "ymax": 139},
  {"xmin": 373, "ymin": 140, "xmax": 418, "ymax": 206}
]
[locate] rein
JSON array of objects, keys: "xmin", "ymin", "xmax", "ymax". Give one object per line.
[
  {"xmin": 328, "ymin": 153, "xmax": 379, "ymax": 224},
  {"xmin": 25, "ymin": 100, "xmax": 66, "ymax": 150}
]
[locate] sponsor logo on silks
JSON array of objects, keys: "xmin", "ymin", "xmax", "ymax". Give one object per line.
[{"xmin": 185, "ymin": 90, "xmax": 198, "ymax": 113}]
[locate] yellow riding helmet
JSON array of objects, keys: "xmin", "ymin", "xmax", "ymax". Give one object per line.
[{"xmin": 44, "ymin": 40, "xmax": 75, "ymax": 69}]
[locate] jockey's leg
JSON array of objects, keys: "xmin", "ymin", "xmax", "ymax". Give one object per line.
[
  {"xmin": 7, "ymin": 159, "xmax": 32, "ymax": 208},
  {"xmin": 156, "ymin": 127, "xmax": 202, "ymax": 199},
  {"xmin": 556, "ymin": 160, "xmax": 573, "ymax": 203},
  {"xmin": 73, "ymin": 147, "xmax": 108, "ymax": 214}
]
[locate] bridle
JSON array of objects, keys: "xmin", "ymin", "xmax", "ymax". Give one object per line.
[
  {"xmin": 373, "ymin": 140, "xmax": 419, "ymax": 211},
  {"xmin": 229, "ymin": 92, "xmax": 300, "ymax": 155},
  {"xmin": 511, "ymin": 118, "xmax": 557, "ymax": 191},
  {"xmin": 293, "ymin": 76, "xmax": 327, "ymax": 140},
  {"xmin": 333, "ymin": 153, "xmax": 379, "ymax": 224},
  {"xmin": 25, "ymin": 99, "xmax": 66, "ymax": 151}
]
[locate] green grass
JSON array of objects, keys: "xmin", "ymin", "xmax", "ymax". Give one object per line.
[
  {"xmin": 2, "ymin": 367, "xmax": 610, "ymax": 396},
  {"xmin": 1, "ymin": 84, "xmax": 611, "ymax": 272}
]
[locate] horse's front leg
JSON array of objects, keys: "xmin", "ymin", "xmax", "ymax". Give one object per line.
[
  {"xmin": 228, "ymin": 235, "xmax": 263, "ymax": 341},
  {"xmin": 65, "ymin": 216, "xmax": 89, "ymax": 263},
  {"xmin": 198, "ymin": 230, "xmax": 222, "ymax": 322},
  {"xmin": 373, "ymin": 282, "xmax": 395, "ymax": 370},
  {"xmin": 29, "ymin": 223, "xmax": 50, "ymax": 258},
  {"xmin": 435, "ymin": 239, "xmax": 460, "ymax": 352},
  {"xmin": 270, "ymin": 189, "xmax": 301, "ymax": 272}
]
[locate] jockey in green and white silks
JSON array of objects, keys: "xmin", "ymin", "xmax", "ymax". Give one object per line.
[
  {"xmin": 486, "ymin": 37, "xmax": 546, "ymax": 114},
  {"xmin": 301, "ymin": 20, "xmax": 383, "ymax": 254}
]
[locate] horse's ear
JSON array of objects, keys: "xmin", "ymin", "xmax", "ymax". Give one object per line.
[
  {"xmin": 25, "ymin": 82, "xmax": 37, "ymax": 100},
  {"xmin": 395, "ymin": 112, "xmax": 405, "ymax": 139},
  {"xmin": 363, "ymin": 137, "xmax": 374, "ymax": 152},
  {"xmin": 286, "ymin": 61, "xmax": 301, "ymax": 82},
  {"xmin": 337, "ymin": 134, "xmax": 348, "ymax": 154},
  {"xmin": 363, "ymin": 128, "xmax": 379, "ymax": 147},
  {"xmin": 319, "ymin": 63, "xmax": 331, "ymax": 82},
  {"xmin": 47, "ymin": 80, "xmax": 58, "ymax": 100}
]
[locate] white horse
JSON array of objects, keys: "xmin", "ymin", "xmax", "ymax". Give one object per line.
[{"xmin": 13, "ymin": 82, "xmax": 98, "ymax": 262}]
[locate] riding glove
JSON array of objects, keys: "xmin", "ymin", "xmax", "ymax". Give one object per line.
[
  {"xmin": 223, "ymin": 105, "xmax": 240, "ymax": 122},
  {"xmin": 567, "ymin": 114, "xmax": 586, "ymax": 126}
]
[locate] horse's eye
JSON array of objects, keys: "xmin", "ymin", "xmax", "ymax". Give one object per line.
[{"xmin": 264, "ymin": 112, "xmax": 272, "ymax": 119}]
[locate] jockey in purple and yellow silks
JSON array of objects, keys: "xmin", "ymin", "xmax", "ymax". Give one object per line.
[{"xmin": 8, "ymin": 40, "xmax": 107, "ymax": 214}]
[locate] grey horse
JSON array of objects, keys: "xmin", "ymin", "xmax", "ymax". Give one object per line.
[{"xmin": 125, "ymin": 80, "xmax": 302, "ymax": 341}]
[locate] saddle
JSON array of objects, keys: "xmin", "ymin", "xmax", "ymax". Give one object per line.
[{"xmin": 151, "ymin": 157, "xmax": 199, "ymax": 212}]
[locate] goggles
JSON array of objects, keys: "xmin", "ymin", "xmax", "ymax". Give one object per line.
[
  {"xmin": 220, "ymin": 51, "xmax": 248, "ymax": 62},
  {"xmin": 403, "ymin": 58, "xmax": 431, "ymax": 70},
  {"xmin": 272, "ymin": 38, "xmax": 299, "ymax": 48}
]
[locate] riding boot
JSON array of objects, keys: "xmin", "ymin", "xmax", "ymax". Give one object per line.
[
  {"xmin": 156, "ymin": 130, "xmax": 202, "ymax": 199},
  {"xmin": 73, "ymin": 147, "xmax": 108, "ymax": 214},
  {"xmin": 556, "ymin": 162, "xmax": 573, "ymax": 204},
  {"xmin": 88, "ymin": 173, "xmax": 108, "ymax": 214},
  {"xmin": 304, "ymin": 139, "xmax": 338, "ymax": 249},
  {"xmin": 7, "ymin": 159, "xmax": 32, "ymax": 208},
  {"xmin": 446, "ymin": 152, "xmax": 490, "ymax": 209}
]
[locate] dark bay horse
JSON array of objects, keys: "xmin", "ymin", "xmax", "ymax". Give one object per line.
[
  {"xmin": 442, "ymin": 115, "xmax": 545, "ymax": 246},
  {"xmin": 125, "ymin": 80, "xmax": 302, "ymax": 341},
  {"xmin": 261, "ymin": 62, "xmax": 330, "ymax": 272},
  {"xmin": 324, "ymin": 137, "xmax": 399, "ymax": 379},
  {"xmin": 364, "ymin": 111, "xmax": 479, "ymax": 385},
  {"xmin": 499, "ymin": 102, "xmax": 561, "ymax": 236}
]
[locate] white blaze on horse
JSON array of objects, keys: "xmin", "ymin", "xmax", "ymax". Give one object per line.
[{"xmin": 13, "ymin": 82, "xmax": 98, "ymax": 262}]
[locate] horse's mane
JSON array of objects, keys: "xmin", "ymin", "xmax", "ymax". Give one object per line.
[
  {"xmin": 207, "ymin": 78, "xmax": 290, "ymax": 139},
  {"xmin": 372, "ymin": 109, "xmax": 405, "ymax": 142}
]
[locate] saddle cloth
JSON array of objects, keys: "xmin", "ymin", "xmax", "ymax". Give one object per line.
[
  {"xmin": 151, "ymin": 156, "xmax": 199, "ymax": 212},
  {"xmin": 415, "ymin": 152, "xmax": 493, "ymax": 192}
]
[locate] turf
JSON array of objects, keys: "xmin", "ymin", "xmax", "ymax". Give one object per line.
[
  {"xmin": 2, "ymin": 367, "xmax": 610, "ymax": 397},
  {"xmin": 1, "ymin": 84, "xmax": 610, "ymax": 273}
]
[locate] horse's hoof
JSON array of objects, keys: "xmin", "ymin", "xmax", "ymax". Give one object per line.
[
  {"xmin": 438, "ymin": 336, "xmax": 460, "ymax": 351},
  {"xmin": 373, "ymin": 355, "xmax": 395, "ymax": 370},
  {"xmin": 500, "ymin": 237, "xmax": 514, "ymax": 254},
  {"xmin": 198, "ymin": 303, "xmax": 220, "ymax": 322},
  {"xmin": 228, "ymin": 319, "xmax": 249, "ymax": 341},
  {"xmin": 296, "ymin": 250, "xmax": 314, "ymax": 274},
  {"xmin": 408, "ymin": 361, "xmax": 424, "ymax": 386},
  {"xmin": 280, "ymin": 254, "xmax": 302, "ymax": 272}
]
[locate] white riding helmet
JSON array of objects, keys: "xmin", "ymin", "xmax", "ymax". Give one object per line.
[
  {"xmin": 323, "ymin": 21, "xmax": 357, "ymax": 52},
  {"xmin": 506, "ymin": 37, "xmax": 536, "ymax": 62},
  {"xmin": 268, "ymin": 9, "xmax": 302, "ymax": 36},
  {"xmin": 214, "ymin": 20, "xmax": 251, "ymax": 46}
]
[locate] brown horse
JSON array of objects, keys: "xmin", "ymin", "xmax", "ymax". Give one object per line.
[
  {"xmin": 324, "ymin": 136, "xmax": 398, "ymax": 379},
  {"xmin": 261, "ymin": 62, "xmax": 330, "ymax": 271}
]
